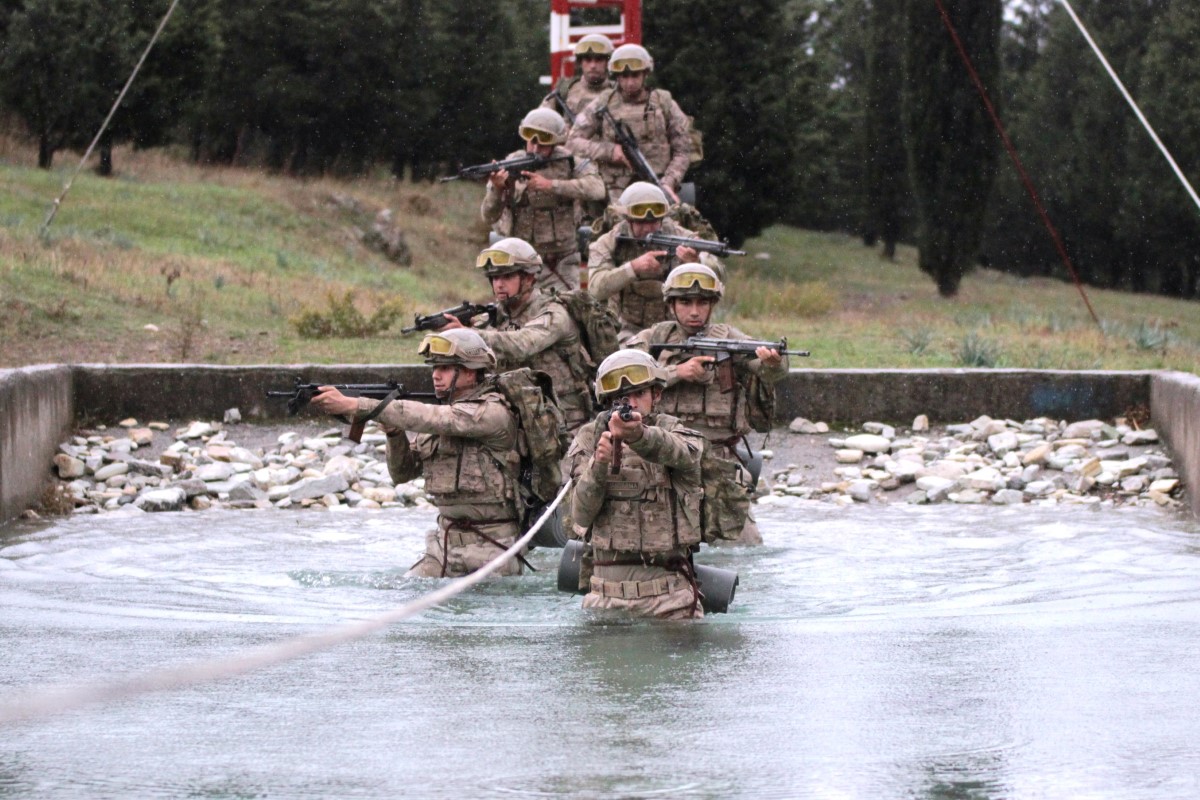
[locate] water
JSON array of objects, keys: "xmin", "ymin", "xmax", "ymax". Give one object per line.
[{"xmin": 1, "ymin": 501, "xmax": 1199, "ymax": 799}]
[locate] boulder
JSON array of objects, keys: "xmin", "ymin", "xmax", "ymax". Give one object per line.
[{"xmin": 134, "ymin": 487, "xmax": 187, "ymax": 512}]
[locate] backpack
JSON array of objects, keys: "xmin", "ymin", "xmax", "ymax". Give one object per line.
[
  {"xmin": 551, "ymin": 289, "xmax": 620, "ymax": 367},
  {"xmin": 744, "ymin": 373, "xmax": 776, "ymax": 434},
  {"xmin": 491, "ymin": 368, "xmax": 570, "ymax": 533}
]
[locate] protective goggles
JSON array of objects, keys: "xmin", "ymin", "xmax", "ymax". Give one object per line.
[
  {"xmin": 610, "ymin": 57, "xmax": 650, "ymax": 74},
  {"xmin": 476, "ymin": 248, "xmax": 517, "ymax": 268},
  {"xmin": 519, "ymin": 126, "xmax": 558, "ymax": 145},
  {"xmin": 626, "ymin": 201, "xmax": 668, "ymax": 220},
  {"xmin": 598, "ymin": 363, "xmax": 655, "ymax": 394},
  {"xmin": 665, "ymin": 270, "xmax": 720, "ymax": 292},
  {"xmin": 575, "ymin": 40, "xmax": 612, "ymax": 56},
  {"xmin": 418, "ymin": 334, "xmax": 457, "ymax": 357}
]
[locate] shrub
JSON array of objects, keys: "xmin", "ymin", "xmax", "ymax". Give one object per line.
[{"xmin": 291, "ymin": 291, "xmax": 404, "ymax": 339}]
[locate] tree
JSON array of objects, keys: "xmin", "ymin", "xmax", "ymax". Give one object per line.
[
  {"xmin": 864, "ymin": 0, "xmax": 911, "ymax": 258},
  {"xmin": 901, "ymin": 0, "xmax": 1002, "ymax": 296},
  {"xmin": 644, "ymin": 0, "xmax": 800, "ymax": 246}
]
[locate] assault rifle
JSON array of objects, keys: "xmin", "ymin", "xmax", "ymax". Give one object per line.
[
  {"xmin": 616, "ymin": 232, "xmax": 746, "ymax": 258},
  {"xmin": 595, "ymin": 398, "xmax": 635, "ymax": 475},
  {"xmin": 440, "ymin": 152, "xmax": 574, "ymax": 183},
  {"xmin": 401, "ymin": 301, "xmax": 498, "ymax": 334},
  {"xmin": 597, "ymin": 105, "xmax": 672, "ymax": 203},
  {"xmin": 265, "ymin": 378, "xmax": 436, "ymax": 442},
  {"xmin": 647, "ymin": 337, "xmax": 810, "ymax": 393},
  {"xmin": 543, "ymin": 89, "xmax": 577, "ymax": 126}
]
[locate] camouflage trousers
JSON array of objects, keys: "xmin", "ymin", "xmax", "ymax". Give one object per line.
[
  {"xmin": 701, "ymin": 442, "xmax": 758, "ymax": 545},
  {"xmin": 582, "ymin": 552, "xmax": 702, "ymax": 620},
  {"xmin": 407, "ymin": 519, "xmax": 525, "ymax": 578},
  {"xmin": 536, "ymin": 250, "xmax": 581, "ymax": 293}
]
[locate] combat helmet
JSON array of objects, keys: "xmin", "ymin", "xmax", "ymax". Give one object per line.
[
  {"xmin": 476, "ymin": 237, "xmax": 543, "ymax": 277},
  {"xmin": 663, "ymin": 263, "xmax": 724, "ymax": 301},
  {"xmin": 418, "ymin": 328, "xmax": 497, "ymax": 371},
  {"xmin": 574, "ymin": 34, "xmax": 614, "ymax": 58},
  {"xmin": 519, "ymin": 108, "xmax": 568, "ymax": 146},
  {"xmin": 609, "ymin": 43, "xmax": 653, "ymax": 74},
  {"xmin": 617, "ymin": 182, "xmax": 670, "ymax": 220},
  {"xmin": 595, "ymin": 348, "xmax": 666, "ymax": 403}
]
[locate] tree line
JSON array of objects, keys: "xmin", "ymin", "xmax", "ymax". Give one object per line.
[{"xmin": 1, "ymin": 0, "xmax": 1196, "ymax": 299}]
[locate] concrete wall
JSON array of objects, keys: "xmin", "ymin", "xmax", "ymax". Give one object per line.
[
  {"xmin": 0, "ymin": 366, "xmax": 73, "ymax": 526},
  {"xmin": 0, "ymin": 364, "xmax": 1195, "ymax": 524},
  {"xmin": 1151, "ymin": 371, "xmax": 1200, "ymax": 519}
]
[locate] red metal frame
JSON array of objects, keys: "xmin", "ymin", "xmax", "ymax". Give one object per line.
[{"xmin": 546, "ymin": 0, "xmax": 641, "ymax": 86}]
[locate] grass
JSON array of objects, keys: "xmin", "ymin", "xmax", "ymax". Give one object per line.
[{"xmin": 2, "ymin": 137, "xmax": 1199, "ymax": 373}]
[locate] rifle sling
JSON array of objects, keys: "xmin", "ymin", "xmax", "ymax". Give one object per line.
[{"xmin": 348, "ymin": 387, "xmax": 403, "ymax": 443}]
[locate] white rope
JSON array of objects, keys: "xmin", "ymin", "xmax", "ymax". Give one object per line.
[
  {"xmin": 0, "ymin": 479, "xmax": 572, "ymax": 726},
  {"xmin": 38, "ymin": 0, "xmax": 183, "ymax": 237},
  {"xmin": 1057, "ymin": 0, "xmax": 1200, "ymax": 214}
]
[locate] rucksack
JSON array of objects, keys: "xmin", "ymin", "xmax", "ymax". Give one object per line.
[
  {"xmin": 551, "ymin": 289, "xmax": 620, "ymax": 367},
  {"xmin": 491, "ymin": 368, "xmax": 570, "ymax": 531}
]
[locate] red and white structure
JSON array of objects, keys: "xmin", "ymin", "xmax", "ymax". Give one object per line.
[{"xmin": 545, "ymin": 0, "xmax": 642, "ymax": 86}]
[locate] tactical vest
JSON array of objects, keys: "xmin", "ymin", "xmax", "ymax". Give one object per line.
[
  {"xmin": 414, "ymin": 394, "xmax": 520, "ymax": 518},
  {"xmin": 596, "ymin": 88, "xmax": 675, "ymax": 194},
  {"xmin": 609, "ymin": 220, "xmax": 691, "ymax": 330},
  {"xmin": 506, "ymin": 147, "xmax": 579, "ymax": 255},
  {"xmin": 495, "ymin": 294, "xmax": 593, "ymax": 427},
  {"xmin": 651, "ymin": 322, "xmax": 749, "ymax": 437},
  {"xmin": 586, "ymin": 414, "xmax": 703, "ymax": 554}
]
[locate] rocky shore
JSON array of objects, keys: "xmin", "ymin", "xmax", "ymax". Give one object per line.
[{"xmin": 35, "ymin": 410, "xmax": 1186, "ymax": 518}]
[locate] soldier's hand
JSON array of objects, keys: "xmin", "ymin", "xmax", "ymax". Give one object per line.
[
  {"xmin": 675, "ymin": 245, "xmax": 700, "ymax": 264},
  {"xmin": 595, "ymin": 431, "xmax": 615, "ymax": 465},
  {"xmin": 676, "ymin": 356, "xmax": 716, "ymax": 383},
  {"xmin": 630, "ymin": 250, "xmax": 669, "ymax": 276},
  {"xmin": 522, "ymin": 171, "xmax": 552, "ymax": 192},
  {"xmin": 756, "ymin": 346, "xmax": 783, "ymax": 367},
  {"xmin": 609, "ymin": 409, "xmax": 644, "ymax": 443},
  {"xmin": 439, "ymin": 314, "xmax": 466, "ymax": 330},
  {"xmin": 611, "ymin": 145, "xmax": 630, "ymax": 167},
  {"xmin": 312, "ymin": 387, "xmax": 358, "ymax": 417},
  {"xmin": 487, "ymin": 167, "xmax": 510, "ymax": 190}
]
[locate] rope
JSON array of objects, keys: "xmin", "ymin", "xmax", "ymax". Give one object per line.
[
  {"xmin": 1058, "ymin": 0, "xmax": 1200, "ymax": 214},
  {"xmin": 0, "ymin": 479, "xmax": 572, "ymax": 726},
  {"xmin": 931, "ymin": 0, "xmax": 1101, "ymax": 328},
  {"xmin": 38, "ymin": 0, "xmax": 183, "ymax": 238}
]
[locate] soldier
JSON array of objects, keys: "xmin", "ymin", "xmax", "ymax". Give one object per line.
[
  {"xmin": 567, "ymin": 43, "xmax": 692, "ymax": 203},
  {"xmin": 568, "ymin": 349, "xmax": 706, "ymax": 620},
  {"xmin": 588, "ymin": 181, "xmax": 724, "ymax": 342},
  {"xmin": 541, "ymin": 34, "xmax": 614, "ymax": 123},
  {"xmin": 310, "ymin": 329, "xmax": 528, "ymax": 578},
  {"xmin": 627, "ymin": 264, "xmax": 789, "ymax": 546},
  {"xmin": 441, "ymin": 238, "xmax": 594, "ymax": 432},
  {"xmin": 481, "ymin": 108, "xmax": 605, "ymax": 293}
]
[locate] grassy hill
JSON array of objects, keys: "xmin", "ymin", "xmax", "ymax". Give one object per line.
[{"xmin": 2, "ymin": 142, "xmax": 1198, "ymax": 373}]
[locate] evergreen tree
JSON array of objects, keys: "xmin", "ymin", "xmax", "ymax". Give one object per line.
[
  {"xmin": 644, "ymin": 0, "xmax": 800, "ymax": 246},
  {"xmin": 901, "ymin": 0, "xmax": 1002, "ymax": 296},
  {"xmin": 864, "ymin": 0, "xmax": 911, "ymax": 258}
]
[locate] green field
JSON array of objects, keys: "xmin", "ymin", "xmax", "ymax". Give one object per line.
[{"xmin": 2, "ymin": 145, "xmax": 1198, "ymax": 372}]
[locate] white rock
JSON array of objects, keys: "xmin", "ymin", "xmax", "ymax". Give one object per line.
[
  {"xmin": 842, "ymin": 434, "xmax": 891, "ymax": 454},
  {"xmin": 94, "ymin": 462, "xmax": 129, "ymax": 481},
  {"xmin": 289, "ymin": 474, "xmax": 350, "ymax": 501},
  {"xmin": 949, "ymin": 489, "xmax": 984, "ymax": 504},
  {"xmin": 847, "ymin": 480, "xmax": 876, "ymax": 503},
  {"xmin": 911, "ymin": 414, "xmax": 929, "ymax": 432},
  {"xmin": 1149, "ymin": 479, "xmax": 1179, "ymax": 494},
  {"xmin": 224, "ymin": 408, "xmax": 242, "ymax": 424},
  {"xmin": 986, "ymin": 431, "xmax": 1019, "ymax": 456},
  {"xmin": 1062, "ymin": 420, "xmax": 1104, "ymax": 439},
  {"xmin": 324, "ymin": 455, "xmax": 362, "ymax": 480},
  {"xmin": 54, "ymin": 454, "xmax": 86, "ymax": 479},
  {"xmin": 962, "ymin": 467, "xmax": 1005, "ymax": 492},
  {"xmin": 862, "ymin": 422, "xmax": 895, "ymax": 439},
  {"xmin": 134, "ymin": 487, "xmax": 187, "ymax": 512},
  {"xmin": 992, "ymin": 489, "xmax": 1024, "ymax": 505},
  {"xmin": 196, "ymin": 462, "xmax": 235, "ymax": 482},
  {"xmin": 1120, "ymin": 475, "xmax": 1148, "ymax": 493},
  {"xmin": 177, "ymin": 421, "xmax": 216, "ymax": 440},
  {"xmin": 835, "ymin": 449, "xmax": 864, "ymax": 464},
  {"xmin": 1122, "ymin": 429, "xmax": 1159, "ymax": 445},
  {"xmin": 788, "ymin": 417, "xmax": 824, "ymax": 434},
  {"xmin": 916, "ymin": 476, "xmax": 956, "ymax": 502},
  {"xmin": 1022, "ymin": 442, "xmax": 1052, "ymax": 466}
]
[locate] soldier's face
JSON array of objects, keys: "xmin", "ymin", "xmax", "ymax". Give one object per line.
[
  {"xmin": 432, "ymin": 365, "xmax": 477, "ymax": 398},
  {"xmin": 616, "ymin": 71, "xmax": 647, "ymax": 99},
  {"xmin": 621, "ymin": 386, "xmax": 657, "ymax": 416},
  {"xmin": 579, "ymin": 55, "xmax": 608, "ymax": 85},
  {"xmin": 490, "ymin": 272, "xmax": 523, "ymax": 302},
  {"xmin": 524, "ymin": 139, "xmax": 555, "ymax": 157},
  {"xmin": 672, "ymin": 297, "xmax": 714, "ymax": 332},
  {"xmin": 629, "ymin": 218, "xmax": 663, "ymax": 238}
]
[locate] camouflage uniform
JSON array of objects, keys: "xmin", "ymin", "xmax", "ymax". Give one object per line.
[
  {"xmin": 357, "ymin": 385, "xmax": 524, "ymax": 578},
  {"xmin": 475, "ymin": 288, "xmax": 594, "ymax": 432},
  {"xmin": 628, "ymin": 321, "xmax": 790, "ymax": 545},
  {"xmin": 541, "ymin": 76, "xmax": 612, "ymax": 124},
  {"xmin": 587, "ymin": 218, "xmax": 725, "ymax": 342},
  {"xmin": 568, "ymin": 87, "xmax": 693, "ymax": 203},
  {"xmin": 568, "ymin": 411, "xmax": 706, "ymax": 620},
  {"xmin": 481, "ymin": 144, "xmax": 605, "ymax": 293}
]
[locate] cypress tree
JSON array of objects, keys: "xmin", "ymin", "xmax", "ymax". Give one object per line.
[
  {"xmin": 901, "ymin": 0, "xmax": 1001, "ymax": 296},
  {"xmin": 864, "ymin": 0, "xmax": 910, "ymax": 259}
]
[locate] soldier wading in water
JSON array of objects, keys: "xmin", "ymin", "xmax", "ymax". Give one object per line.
[
  {"xmin": 567, "ymin": 349, "xmax": 707, "ymax": 619},
  {"xmin": 311, "ymin": 329, "xmax": 529, "ymax": 578}
]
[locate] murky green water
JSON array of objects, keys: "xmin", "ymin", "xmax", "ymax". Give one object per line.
[{"xmin": 1, "ymin": 501, "xmax": 1198, "ymax": 799}]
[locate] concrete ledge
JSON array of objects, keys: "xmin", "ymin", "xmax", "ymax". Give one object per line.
[
  {"xmin": 72, "ymin": 364, "xmax": 434, "ymax": 423},
  {"xmin": 0, "ymin": 366, "xmax": 73, "ymax": 526},
  {"xmin": 1151, "ymin": 371, "xmax": 1200, "ymax": 518},
  {"xmin": 776, "ymin": 369, "xmax": 1154, "ymax": 425}
]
